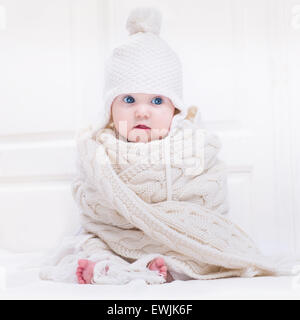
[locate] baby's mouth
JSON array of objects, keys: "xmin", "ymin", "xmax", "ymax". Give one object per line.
[{"xmin": 134, "ymin": 125, "xmax": 151, "ymax": 130}]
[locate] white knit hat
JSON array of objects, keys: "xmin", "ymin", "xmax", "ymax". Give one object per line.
[{"xmin": 98, "ymin": 7, "xmax": 187, "ymax": 131}]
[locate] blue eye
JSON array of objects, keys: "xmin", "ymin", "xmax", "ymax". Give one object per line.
[
  {"xmin": 123, "ymin": 96, "xmax": 135, "ymax": 104},
  {"xmin": 152, "ymin": 97, "xmax": 163, "ymax": 105}
]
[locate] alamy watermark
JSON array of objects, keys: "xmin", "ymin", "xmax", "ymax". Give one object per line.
[{"xmin": 103, "ymin": 122, "xmax": 205, "ymax": 176}]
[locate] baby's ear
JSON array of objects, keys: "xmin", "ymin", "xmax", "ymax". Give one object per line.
[{"xmin": 185, "ymin": 106, "xmax": 199, "ymax": 122}]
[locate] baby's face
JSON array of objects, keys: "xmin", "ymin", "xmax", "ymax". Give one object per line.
[{"xmin": 111, "ymin": 93, "xmax": 175, "ymax": 143}]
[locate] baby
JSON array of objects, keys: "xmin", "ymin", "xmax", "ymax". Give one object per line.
[
  {"xmin": 41, "ymin": 8, "xmax": 288, "ymax": 286},
  {"xmin": 72, "ymin": 6, "xmax": 190, "ymax": 284},
  {"xmin": 76, "ymin": 92, "xmax": 178, "ymax": 284}
]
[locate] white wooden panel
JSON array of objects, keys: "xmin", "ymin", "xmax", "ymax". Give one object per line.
[
  {"xmin": 0, "ymin": 139, "xmax": 76, "ymax": 178},
  {"xmin": 0, "ymin": 0, "xmax": 103, "ymax": 134},
  {"xmin": 0, "ymin": 0, "xmax": 75, "ymax": 134},
  {"xmin": 0, "ymin": 0, "xmax": 103, "ymax": 252},
  {"xmin": 0, "ymin": 183, "xmax": 80, "ymax": 252},
  {"xmin": 213, "ymin": 130, "xmax": 254, "ymax": 167}
]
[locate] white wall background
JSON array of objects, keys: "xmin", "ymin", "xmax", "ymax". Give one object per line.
[{"xmin": 0, "ymin": 0, "xmax": 299, "ymax": 255}]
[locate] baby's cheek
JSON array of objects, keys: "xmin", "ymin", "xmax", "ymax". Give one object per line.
[{"xmin": 156, "ymin": 114, "xmax": 173, "ymax": 129}]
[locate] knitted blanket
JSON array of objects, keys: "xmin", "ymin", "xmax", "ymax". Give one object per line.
[{"xmin": 40, "ymin": 118, "xmax": 293, "ymax": 285}]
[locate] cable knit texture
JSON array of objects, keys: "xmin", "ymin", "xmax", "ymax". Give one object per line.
[{"xmin": 39, "ymin": 116, "xmax": 294, "ymax": 285}]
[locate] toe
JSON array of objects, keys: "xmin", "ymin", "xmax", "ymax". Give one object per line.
[
  {"xmin": 77, "ymin": 274, "xmax": 84, "ymax": 283},
  {"xmin": 78, "ymin": 259, "xmax": 89, "ymax": 268},
  {"xmin": 161, "ymin": 265, "xmax": 167, "ymax": 273},
  {"xmin": 76, "ymin": 271, "xmax": 82, "ymax": 277},
  {"xmin": 155, "ymin": 257, "xmax": 165, "ymax": 268},
  {"xmin": 76, "ymin": 273, "xmax": 83, "ymax": 280},
  {"xmin": 160, "ymin": 266, "xmax": 167, "ymax": 278}
]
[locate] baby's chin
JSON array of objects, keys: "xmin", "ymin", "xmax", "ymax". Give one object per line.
[
  {"xmin": 127, "ymin": 128, "xmax": 151, "ymax": 143},
  {"xmin": 127, "ymin": 128, "xmax": 169, "ymax": 143}
]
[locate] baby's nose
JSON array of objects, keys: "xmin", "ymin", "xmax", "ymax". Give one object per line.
[{"xmin": 135, "ymin": 105, "xmax": 150, "ymax": 118}]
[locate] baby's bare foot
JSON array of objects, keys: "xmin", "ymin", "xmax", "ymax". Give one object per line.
[
  {"xmin": 76, "ymin": 259, "xmax": 108, "ymax": 284},
  {"xmin": 147, "ymin": 257, "xmax": 174, "ymax": 282}
]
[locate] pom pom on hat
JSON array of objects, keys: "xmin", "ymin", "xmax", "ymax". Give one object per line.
[{"xmin": 126, "ymin": 7, "xmax": 162, "ymax": 36}]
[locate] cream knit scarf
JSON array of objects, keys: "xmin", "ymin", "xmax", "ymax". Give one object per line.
[{"xmin": 40, "ymin": 119, "xmax": 294, "ymax": 285}]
